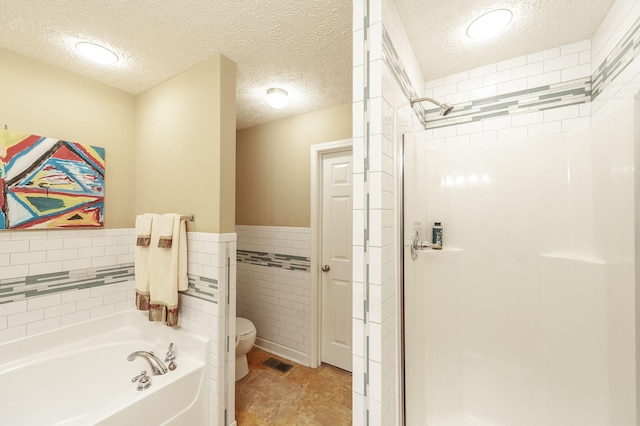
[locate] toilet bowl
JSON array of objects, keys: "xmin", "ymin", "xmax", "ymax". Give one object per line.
[{"xmin": 235, "ymin": 317, "xmax": 256, "ymax": 381}]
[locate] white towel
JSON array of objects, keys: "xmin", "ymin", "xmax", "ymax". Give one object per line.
[
  {"xmin": 148, "ymin": 213, "xmax": 188, "ymax": 326},
  {"xmin": 134, "ymin": 214, "xmax": 155, "ymax": 310}
]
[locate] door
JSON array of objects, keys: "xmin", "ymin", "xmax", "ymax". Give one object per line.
[{"xmin": 321, "ymin": 150, "xmax": 353, "ymax": 371}]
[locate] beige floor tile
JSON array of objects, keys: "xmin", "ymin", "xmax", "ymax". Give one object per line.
[{"xmin": 236, "ymin": 347, "xmax": 352, "ymax": 425}]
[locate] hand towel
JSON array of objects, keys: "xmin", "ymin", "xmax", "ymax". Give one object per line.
[
  {"xmin": 134, "ymin": 213, "xmax": 155, "ymax": 310},
  {"xmin": 148, "ymin": 213, "xmax": 188, "ymax": 326}
]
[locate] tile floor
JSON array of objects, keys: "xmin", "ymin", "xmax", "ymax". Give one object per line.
[{"xmin": 235, "ymin": 347, "xmax": 352, "ymax": 425}]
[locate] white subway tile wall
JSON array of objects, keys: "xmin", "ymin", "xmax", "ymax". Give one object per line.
[
  {"xmin": 0, "ymin": 229, "xmax": 134, "ymax": 281},
  {"xmin": 591, "ymin": 2, "xmax": 640, "ymax": 117},
  {"xmin": 179, "ymin": 231, "xmax": 236, "ymax": 426},
  {"xmin": 235, "ymin": 225, "xmax": 311, "ymax": 358},
  {"xmin": 352, "ymin": 1, "xmax": 368, "ymax": 421},
  {"xmin": 421, "ymin": 39, "xmax": 593, "ymax": 146},
  {"xmin": 355, "ymin": 0, "xmax": 425, "ymax": 423},
  {"xmin": 421, "ymin": 9, "xmax": 640, "ymax": 148},
  {"xmin": 0, "ymin": 228, "xmax": 236, "ymax": 426},
  {"xmin": 0, "ymin": 229, "xmax": 135, "ymax": 343}
]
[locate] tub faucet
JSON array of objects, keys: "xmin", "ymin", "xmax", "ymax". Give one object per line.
[{"xmin": 127, "ymin": 351, "xmax": 169, "ymax": 375}]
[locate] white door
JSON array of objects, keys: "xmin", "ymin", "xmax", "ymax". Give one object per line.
[{"xmin": 321, "ymin": 150, "xmax": 353, "ymax": 372}]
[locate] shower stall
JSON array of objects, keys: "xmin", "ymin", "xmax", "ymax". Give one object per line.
[
  {"xmin": 400, "ymin": 95, "xmax": 638, "ymax": 425},
  {"xmin": 351, "ymin": 1, "xmax": 640, "ymax": 424}
]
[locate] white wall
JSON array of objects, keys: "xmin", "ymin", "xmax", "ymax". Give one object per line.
[
  {"xmin": 0, "ymin": 229, "xmax": 135, "ymax": 342},
  {"xmin": 235, "ymin": 225, "xmax": 311, "ymax": 365},
  {"xmin": 405, "ymin": 127, "xmax": 635, "ymax": 425},
  {"xmin": 353, "ymin": 0, "xmax": 425, "ymax": 424},
  {"xmin": 421, "ymin": 39, "xmax": 592, "ymax": 145}
]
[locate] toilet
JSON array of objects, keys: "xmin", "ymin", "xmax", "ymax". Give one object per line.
[{"xmin": 235, "ymin": 317, "xmax": 257, "ymax": 381}]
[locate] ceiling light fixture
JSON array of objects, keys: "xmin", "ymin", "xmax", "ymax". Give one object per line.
[
  {"xmin": 266, "ymin": 88, "xmax": 289, "ymax": 109},
  {"xmin": 75, "ymin": 41, "xmax": 119, "ymax": 65},
  {"xmin": 467, "ymin": 9, "xmax": 513, "ymax": 40}
]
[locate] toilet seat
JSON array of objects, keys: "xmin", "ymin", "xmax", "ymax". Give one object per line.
[
  {"xmin": 235, "ymin": 317, "xmax": 256, "ymax": 381},
  {"xmin": 236, "ymin": 317, "xmax": 255, "ymax": 337}
]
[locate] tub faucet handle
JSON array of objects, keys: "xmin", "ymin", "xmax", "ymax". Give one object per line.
[
  {"xmin": 165, "ymin": 342, "xmax": 177, "ymax": 370},
  {"xmin": 131, "ymin": 370, "xmax": 151, "ymax": 391},
  {"xmin": 165, "ymin": 342, "xmax": 176, "ymax": 362}
]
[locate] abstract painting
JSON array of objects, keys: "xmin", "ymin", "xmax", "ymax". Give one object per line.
[{"xmin": 0, "ymin": 129, "xmax": 105, "ymax": 229}]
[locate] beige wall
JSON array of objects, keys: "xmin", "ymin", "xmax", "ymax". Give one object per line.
[
  {"xmin": 236, "ymin": 103, "xmax": 352, "ymax": 227},
  {"xmin": 136, "ymin": 54, "xmax": 236, "ymax": 233},
  {"xmin": 0, "ymin": 48, "xmax": 137, "ymax": 228}
]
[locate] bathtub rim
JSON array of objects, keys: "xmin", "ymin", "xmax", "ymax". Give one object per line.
[{"xmin": 0, "ymin": 309, "xmax": 209, "ymax": 367}]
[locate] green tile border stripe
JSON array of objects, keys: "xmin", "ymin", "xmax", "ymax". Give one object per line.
[
  {"xmin": 0, "ymin": 263, "xmax": 135, "ymax": 305},
  {"xmin": 183, "ymin": 275, "xmax": 218, "ymax": 304},
  {"xmin": 381, "ymin": 26, "xmax": 426, "ymax": 126},
  {"xmin": 592, "ymin": 16, "xmax": 640, "ymax": 100},
  {"xmin": 0, "ymin": 262, "xmax": 219, "ymax": 306},
  {"xmin": 237, "ymin": 249, "xmax": 310, "ymax": 272},
  {"xmin": 424, "ymin": 77, "xmax": 591, "ymax": 130}
]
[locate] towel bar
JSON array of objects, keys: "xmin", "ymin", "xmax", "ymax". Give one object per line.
[{"xmin": 180, "ymin": 215, "xmax": 195, "ymax": 222}]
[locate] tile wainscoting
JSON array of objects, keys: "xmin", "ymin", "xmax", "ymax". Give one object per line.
[
  {"xmin": 0, "ymin": 228, "xmax": 236, "ymax": 426},
  {"xmin": 236, "ymin": 225, "xmax": 312, "ymax": 365}
]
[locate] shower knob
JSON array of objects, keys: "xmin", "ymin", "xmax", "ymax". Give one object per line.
[{"xmin": 322, "ymin": 265, "xmax": 330, "ymax": 272}]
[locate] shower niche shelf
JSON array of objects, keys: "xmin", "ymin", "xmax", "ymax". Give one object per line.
[{"xmin": 423, "ymin": 247, "xmax": 463, "ymax": 253}]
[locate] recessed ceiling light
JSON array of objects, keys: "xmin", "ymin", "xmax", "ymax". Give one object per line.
[
  {"xmin": 266, "ymin": 88, "xmax": 289, "ymax": 109},
  {"xmin": 467, "ymin": 9, "xmax": 513, "ymax": 40},
  {"xmin": 75, "ymin": 41, "xmax": 119, "ymax": 65}
]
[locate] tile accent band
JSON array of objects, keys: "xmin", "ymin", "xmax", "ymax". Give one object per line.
[
  {"xmin": 237, "ymin": 249, "xmax": 310, "ymax": 272},
  {"xmin": 423, "ymin": 77, "xmax": 591, "ymax": 130},
  {"xmin": 592, "ymin": 16, "xmax": 640, "ymax": 100},
  {"xmin": 0, "ymin": 262, "xmax": 218, "ymax": 305},
  {"xmin": 382, "ymin": 16, "xmax": 640, "ymax": 129},
  {"xmin": 0, "ymin": 264, "xmax": 134, "ymax": 305}
]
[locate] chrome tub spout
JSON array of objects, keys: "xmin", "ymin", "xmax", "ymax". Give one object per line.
[{"xmin": 127, "ymin": 351, "xmax": 169, "ymax": 375}]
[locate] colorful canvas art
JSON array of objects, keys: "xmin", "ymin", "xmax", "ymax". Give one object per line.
[{"xmin": 0, "ymin": 129, "xmax": 105, "ymax": 229}]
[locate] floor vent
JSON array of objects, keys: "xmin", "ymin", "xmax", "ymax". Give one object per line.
[{"xmin": 263, "ymin": 357, "xmax": 293, "ymax": 373}]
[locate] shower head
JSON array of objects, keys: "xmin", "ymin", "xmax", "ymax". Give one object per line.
[
  {"xmin": 410, "ymin": 96, "xmax": 454, "ymax": 116},
  {"xmin": 439, "ymin": 103, "xmax": 454, "ymax": 116}
]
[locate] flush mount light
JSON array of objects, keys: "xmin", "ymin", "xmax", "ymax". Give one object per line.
[
  {"xmin": 266, "ymin": 88, "xmax": 289, "ymax": 109},
  {"xmin": 467, "ymin": 9, "xmax": 513, "ymax": 40},
  {"xmin": 75, "ymin": 41, "xmax": 119, "ymax": 65}
]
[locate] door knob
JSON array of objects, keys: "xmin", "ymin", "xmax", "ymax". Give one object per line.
[{"xmin": 322, "ymin": 265, "xmax": 330, "ymax": 272}]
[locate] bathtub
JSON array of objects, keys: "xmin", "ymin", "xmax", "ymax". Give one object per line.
[{"xmin": 0, "ymin": 310, "xmax": 209, "ymax": 426}]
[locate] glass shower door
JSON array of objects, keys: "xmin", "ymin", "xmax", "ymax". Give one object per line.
[{"xmin": 401, "ymin": 124, "xmax": 635, "ymax": 425}]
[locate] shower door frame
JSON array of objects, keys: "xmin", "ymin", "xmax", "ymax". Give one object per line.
[{"xmin": 398, "ymin": 133, "xmax": 408, "ymax": 426}]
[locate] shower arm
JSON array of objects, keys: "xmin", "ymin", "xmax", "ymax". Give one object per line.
[
  {"xmin": 410, "ymin": 96, "xmax": 454, "ymax": 116},
  {"xmin": 409, "ymin": 96, "xmax": 442, "ymax": 108}
]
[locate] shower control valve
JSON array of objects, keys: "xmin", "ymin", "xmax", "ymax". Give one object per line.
[{"xmin": 410, "ymin": 230, "xmax": 433, "ymax": 260}]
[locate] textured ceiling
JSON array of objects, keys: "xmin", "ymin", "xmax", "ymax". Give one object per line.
[
  {"xmin": 395, "ymin": 0, "xmax": 615, "ymax": 82},
  {"xmin": 0, "ymin": 0, "xmax": 352, "ymax": 129},
  {"xmin": 0, "ymin": 1, "xmax": 615, "ymax": 130}
]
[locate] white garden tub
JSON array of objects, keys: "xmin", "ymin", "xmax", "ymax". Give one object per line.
[{"xmin": 0, "ymin": 310, "xmax": 208, "ymax": 426}]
